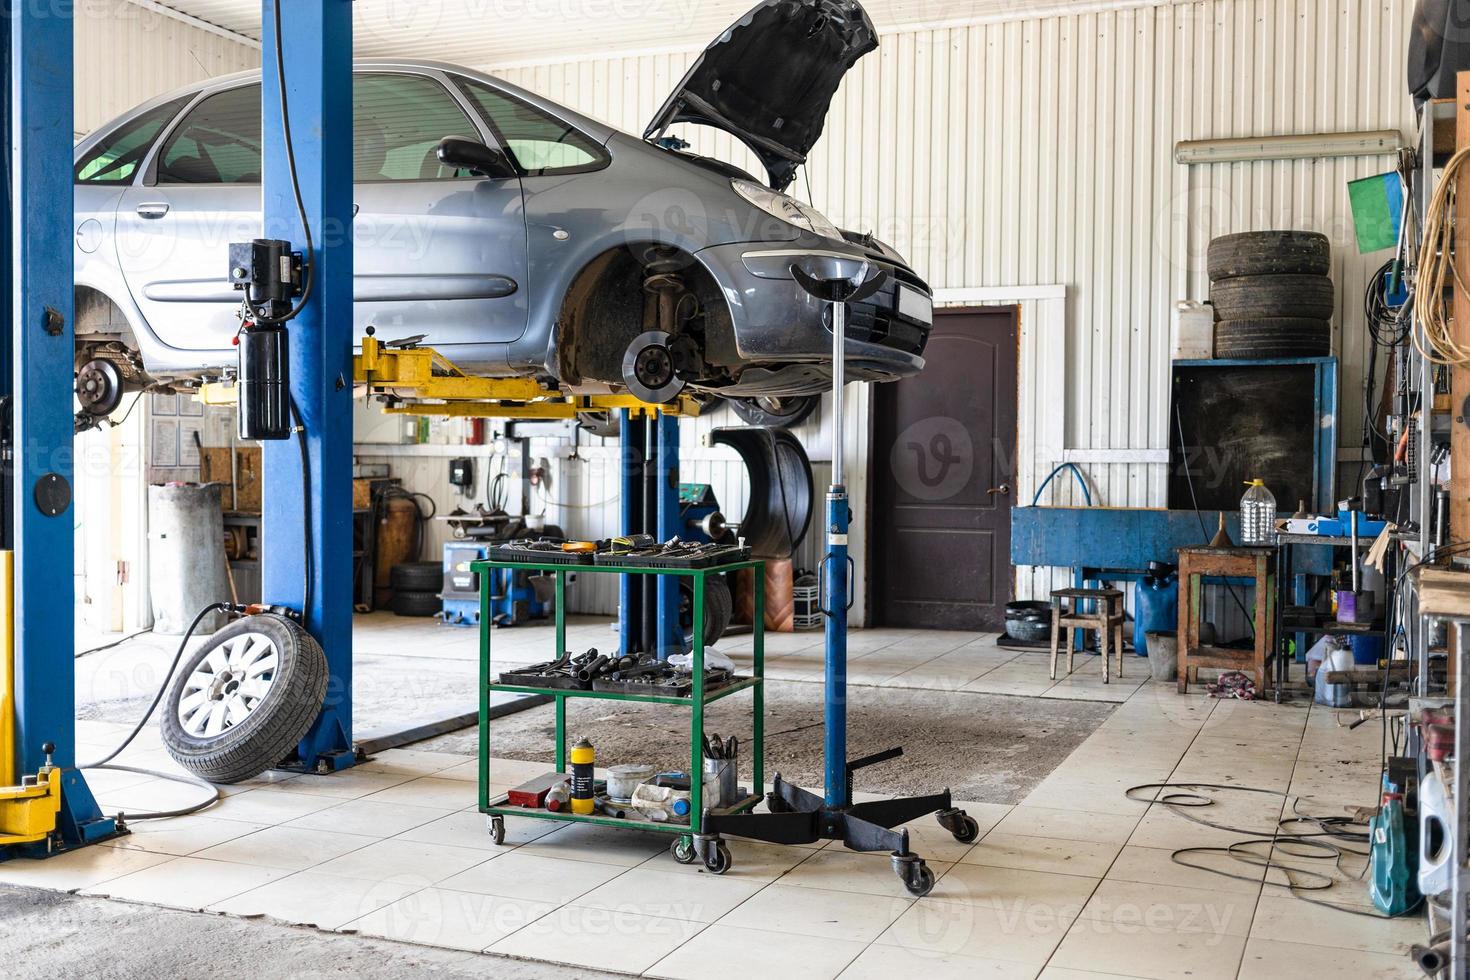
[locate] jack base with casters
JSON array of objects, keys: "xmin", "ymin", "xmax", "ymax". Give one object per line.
[{"xmin": 703, "ymin": 751, "xmax": 979, "ymax": 897}]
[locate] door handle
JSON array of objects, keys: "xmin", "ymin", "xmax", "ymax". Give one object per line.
[
  {"xmin": 987, "ymin": 484, "xmax": 1010, "ymax": 496},
  {"xmin": 135, "ymin": 203, "xmax": 169, "ymax": 219}
]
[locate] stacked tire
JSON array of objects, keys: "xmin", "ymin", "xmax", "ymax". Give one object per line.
[
  {"xmin": 1207, "ymin": 231, "xmax": 1333, "ymax": 359},
  {"xmin": 390, "ymin": 561, "xmax": 443, "ymax": 617}
]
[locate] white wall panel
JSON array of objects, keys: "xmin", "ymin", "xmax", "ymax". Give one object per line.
[
  {"xmin": 482, "ymin": 0, "xmax": 1413, "ymax": 620},
  {"xmin": 75, "ymin": 4, "xmax": 257, "ymax": 137}
]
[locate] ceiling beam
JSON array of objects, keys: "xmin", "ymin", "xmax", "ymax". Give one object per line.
[{"xmin": 125, "ymin": 0, "xmax": 261, "ymax": 49}]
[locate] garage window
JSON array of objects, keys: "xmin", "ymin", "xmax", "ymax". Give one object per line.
[
  {"xmin": 455, "ymin": 77, "xmax": 607, "ymax": 176},
  {"xmin": 155, "ymin": 85, "xmax": 262, "ymax": 185},
  {"xmin": 75, "ymin": 97, "xmax": 190, "ymax": 185},
  {"xmin": 355, "ymin": 73, "xmax": 480, "ymax": 181}
]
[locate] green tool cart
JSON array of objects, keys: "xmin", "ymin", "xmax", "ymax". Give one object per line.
[{"xmin": 474, "ymin": 557, "xmax": 765, "ymax": 874}]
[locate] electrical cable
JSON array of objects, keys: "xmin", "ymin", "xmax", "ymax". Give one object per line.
[
  {"xmin": 254, "ymin": 0, "xmax": 314, "ymax": 328},
  {"xmin": 289, "ymin": 396, "xmax": 312, "ymax": 615},
  {"xmin": 1031, "ymin": 462, "xmax": 1093, "ymax": 507},
  {"xmin": 1124, "ymin": 781, "xmax": 1417, "ymax": 919},
  {"xmin": 79, "ymin": 602, "xmax": 233, "ymax": 821},
  {"xmin": 1173, "ymin": 401, "xmax": 1256, "ymax": 639},
  {"xmin": 1413, "ymin": 143, "xmax": 1470, "ymax": 364}
]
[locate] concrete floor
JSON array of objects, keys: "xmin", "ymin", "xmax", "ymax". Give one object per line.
[
  {"xmin": 1, "ymin": 882, "xmax": 618, "ymax": 980},
  {"xmin": 23, "ymin": 611, "xmax": 1422, "ymax": 979}
]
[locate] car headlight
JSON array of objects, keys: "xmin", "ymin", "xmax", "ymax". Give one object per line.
[{"xmin": 731, "ymin": 179, "xmax": 843, "ymax": 240}]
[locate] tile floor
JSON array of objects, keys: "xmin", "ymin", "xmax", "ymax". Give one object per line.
[{"xmin": 14, "ymin": 624, "xmax": 1425, "ymax": 979}]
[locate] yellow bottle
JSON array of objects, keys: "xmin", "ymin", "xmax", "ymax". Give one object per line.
[{"xmin": 570, "ymin": 737, "xmax": 595, "ymax": 815}]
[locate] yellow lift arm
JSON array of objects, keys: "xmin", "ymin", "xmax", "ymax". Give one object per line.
[{"xmin": 199, "ymin": 335, "xmax": 703, "ymax": 420}]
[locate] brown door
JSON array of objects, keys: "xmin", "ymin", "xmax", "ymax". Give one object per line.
[{"xmin": 871, "ymin": 307, "xmax": 1018, "ymax": 630}]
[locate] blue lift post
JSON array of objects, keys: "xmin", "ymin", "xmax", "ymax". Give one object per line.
[
  {"xmin": 618, "ymin": 410, "xmax": 682, "ymax": 660},
  {"xmin": 259, "ymin": 0, "xmax": 357, "ymax": 772},
  {"xmin": 3, "ymin": 2, "xmax": 118, "ymax": 849}
]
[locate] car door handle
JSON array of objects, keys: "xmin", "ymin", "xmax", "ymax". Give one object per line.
[{"xmin": 135, "ymin": 203, "xmax": 169, "ymax": 219}]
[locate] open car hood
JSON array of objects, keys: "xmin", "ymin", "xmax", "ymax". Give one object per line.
[{"xmin": 643, "ymin": 0, "xmax": 877, "ymax": 192}]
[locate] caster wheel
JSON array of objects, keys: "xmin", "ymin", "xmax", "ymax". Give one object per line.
[
  {"xmin": 671, "ymin": 836, "xmax": 698, "ymax": 865},
  {"xmin": 704, "ymin": 840, "xmax": 732, "ymax": 875},
  {"xmin": 949, "ymin": 814, "xmax": 980, "ymax": 845},
  {"xmin": 488, "ymin": 815, "xmax": 506, "ymax": 846},
  {"xmin": 902, "ymin": 861, "xmax": 935, "ymax": 897}
]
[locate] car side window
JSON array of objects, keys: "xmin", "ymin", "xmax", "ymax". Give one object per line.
[
  {"xmin": 455, "ymin": 78, "xmax": 607, "ymax": 176},
  {"xmin": 75, "ymin": 97, "xmax": 190, "ymax": 185},
  {"xmin": 355, "ymin": 73, "xmax": 480, "ymax": 181},
  {"xmin": 156, "ymin": 85, "xmax": 262, "ymax": 185}
]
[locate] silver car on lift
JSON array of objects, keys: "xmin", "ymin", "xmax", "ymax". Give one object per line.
[{"xmin": 71, "ymin": 0, "xmax": 932, "ymax": 426}]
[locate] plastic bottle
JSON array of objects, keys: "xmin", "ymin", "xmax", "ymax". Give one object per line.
[
  {"xmin": 570, "ymin": 737, "xmax": 596, "ymax": 815},
  {"xmin": 545, "ymin": 783, "xmax": 570, "ymax": 812},
  {"xmin": 1239, "ymin": 479, "xmax": 1277, "ymax": 545}
]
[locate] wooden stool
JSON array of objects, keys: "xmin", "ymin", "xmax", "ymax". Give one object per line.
[
  {"xmin": 1176, "ymin": 546, "xmax": 1275, "ymax": 694},
  {"xmin": 1049, "ymin": 587, "xmax": 1126, "ymax": 682}
]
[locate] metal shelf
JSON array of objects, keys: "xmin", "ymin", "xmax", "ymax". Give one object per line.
[
  {"xmin": 473, "ymin": 558, "xmax": 766, "ymax": 843},
  {"xmin": 491, "ymin": 675, "xmax": 762, "ymax": 706}
]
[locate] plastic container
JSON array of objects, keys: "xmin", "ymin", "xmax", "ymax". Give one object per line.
[
  {"xmin": 1351, "ymin": 633, "xmax": 1385, "ymax": 666},
  {"xmin": 1369, "ymin": 789, "xmax": 1422, "ymax": 916},
  {"xmin": 1314, "ymin": 646, "xmax": 1354, "ymax": 707},
  {"xmin": 1173, "ymin": 300, "xmax": 1214, "ymax": 359},
  {"xmin": 1239, "ymin": 479, "xmax": 1277, "ymax": 545},
  {"xmin": 1133, "ymin": 568, "xmax": 1178, "ymax": 656}
]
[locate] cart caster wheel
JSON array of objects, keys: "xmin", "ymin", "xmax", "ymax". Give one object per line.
[
  {"xmin": 901, "ymin": 860, "xmax": 935, "ymax": 897},
  {"xmin": 703, "ymin": 840, "xmax": 732, "ymax": 875},
  {"xmin": 936, "ymin": 807, "xmax": 980, "ymax": 844},
  {"xmin": 945, "ymin": 813, "xmax": 980, "ymax": 844},
  {"xmin": 488, "ymin": 815, "xmax": 506, "ymax": 846},
  {"xmin": 671, "ymin": 836, "xmax": 698, "ymax": 865}
]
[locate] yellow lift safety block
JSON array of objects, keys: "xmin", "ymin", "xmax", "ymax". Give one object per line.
[
  {"xmin": 0, "ymin": 551, "xmax": 64, "ymax": 847},
  {"xmin": 198, "ymin": 334, "xmax": 703, "ymax": 420}
]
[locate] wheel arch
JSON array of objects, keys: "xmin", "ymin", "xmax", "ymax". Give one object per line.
[{"xmin": 548, "ymin": 240, "xmax": 736, "ymax": 388}]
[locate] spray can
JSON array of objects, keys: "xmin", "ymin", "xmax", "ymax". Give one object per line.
[
  {"xmin": 570, "ymin": 737, "xmax": 596, "ymax": 815},
  {"xmin": 545, "ymin": 783, "xmax": 570, "ymax": 812}
]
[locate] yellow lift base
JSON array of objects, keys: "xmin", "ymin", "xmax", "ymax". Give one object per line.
[
  {"xmin": 0, "ymin": 551, "xmax": 63, "ymax": 847},
  {"xmin": 200, "ymin": 335, "xmax": 703, "ymax": 420}
]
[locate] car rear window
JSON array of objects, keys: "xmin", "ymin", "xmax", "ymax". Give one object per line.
[
  {"xmin": 455, "ymin": 78, "xmax": 607, "ymax": 176},
  {"xmin": 75, "ymin": 97, "xmax": 190, "ymax": 185}
]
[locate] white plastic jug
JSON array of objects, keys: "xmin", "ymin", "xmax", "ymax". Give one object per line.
[{"xmin": 1314, "ymin": 646, "xmax": 1354, "ymax": 707}]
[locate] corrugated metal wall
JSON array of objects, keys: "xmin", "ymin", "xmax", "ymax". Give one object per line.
[
  {"xmin": 486, "ymin": 0, "xmax": 1413, "ymax": 622},
  {"xmin": 75, "ymin": 4, "xmax": 257, "ymax": 137}
]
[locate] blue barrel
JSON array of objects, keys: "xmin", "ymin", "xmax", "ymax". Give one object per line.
[
  {"xmin": 1351, "ymin": 633, "xmax": 1385, "ymax": 666},
  {"xmin": 1133, "ymin": 574, "xmax": 1179, "ymax": 656}
]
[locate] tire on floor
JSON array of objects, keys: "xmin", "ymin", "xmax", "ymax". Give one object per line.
[{"xmin": 160, "ymin": 613, "xmax": 328, "ymax": 784}]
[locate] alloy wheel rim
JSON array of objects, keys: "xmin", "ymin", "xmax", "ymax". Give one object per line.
[{"xmin": 177, "ymin": 632, "xmax": 279, "ymax": 738}]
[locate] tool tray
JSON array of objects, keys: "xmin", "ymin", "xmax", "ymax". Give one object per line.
[
  {"xmin": 488, "ymin": 539, "xmax": 597, "ymax": 566},
  {"xmin": 595, "ymin": 544, "xmax": 750, "ymax": 569}
]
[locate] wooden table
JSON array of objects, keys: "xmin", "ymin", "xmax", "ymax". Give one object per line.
[{"xmin": 1176, "ymin": 545, "xmax": 1276, "ymax": 694}]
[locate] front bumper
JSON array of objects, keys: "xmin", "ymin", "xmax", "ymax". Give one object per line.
[{"xmin": 694, "ymin": 242, "xmax": 932, "ymax": 394}]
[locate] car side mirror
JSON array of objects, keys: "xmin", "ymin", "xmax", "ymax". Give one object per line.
[{"xmin": 436, "ymin": 136, "xmax": 517, "ymax": 179}]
